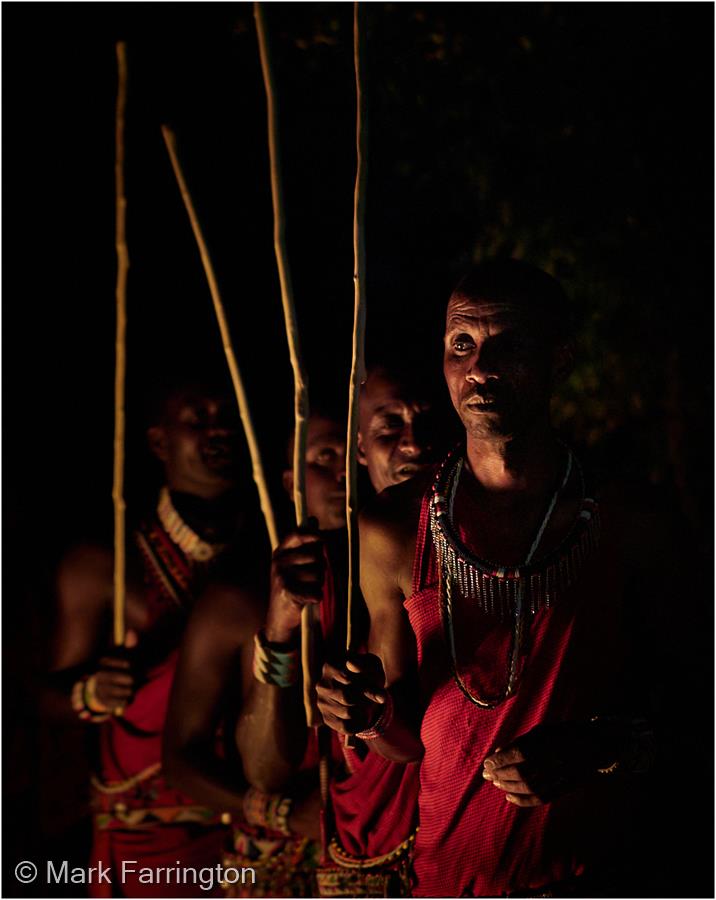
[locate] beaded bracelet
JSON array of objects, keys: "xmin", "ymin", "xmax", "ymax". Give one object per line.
[
  {"xmin": 252, "ymin": 630, "xmax": 299, "ymax": 688},
  {"xmin": 243, "ymin": 787, "xmax": 292, "ymax": 836},
  {"xmin": 71, "ymin": 677, "xmax": 111, "ymax": 723},
  {"xmin": 355, "ymin": 693, "xmax": 394, "ymax": 741}
]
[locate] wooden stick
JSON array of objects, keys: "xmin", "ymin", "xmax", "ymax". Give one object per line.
[
  {"xmin": 346, "ymin": 2, "xmax": 367, "ymax": 654},
  {"xmin": 113, "ymin": 42, "xmax": 129, "ymax": 648},
  {"xmin": 254, "ymin": 3, "xmax": 316, "ymax": 725},
  {"xmin": 161, "ymin": 124, "xmax": 279, "ymax": 552}
]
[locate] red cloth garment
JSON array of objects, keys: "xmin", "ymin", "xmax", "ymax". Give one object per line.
[
  {"xmin": 89, "ymin": 518, "xmax": 228, "ymax": 898},
  {"xmin": 330, "ymin": 750, "xmax": 418, "ymax": 858},
  {"xmin": 91, "ymin": 823, "xmax": 227, "ymax": 898},
  {"xmin": 408, "ymin": 474, "xmax": 627, "ymax": 897},
  {"xmin": 321, "ymin": 538, "xmax": 420, "ymax": 860}
]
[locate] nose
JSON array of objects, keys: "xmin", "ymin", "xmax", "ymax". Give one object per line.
[
  {"xmin": 398, "ymin": 422, "xmax": 421, "ymax": 458},
  {"xmin": 465, "ymin": 344, "xmax": 497, "ymax": 385}
]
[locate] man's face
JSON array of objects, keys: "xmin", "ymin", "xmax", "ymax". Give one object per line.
[
  {"xmin": 358, "ymin": 370, "xmax": 436, "ymax": 493},
  {"xmin": 148, "ymin": 388, "xmax": 240, "ymax": 499},
  {"xmin": 443, "ymin": 297, "xmax": 556, "ymax": 440},
  {"xmin": 284, "ymin": 415, "xmax": 347, "ymax": 531}
]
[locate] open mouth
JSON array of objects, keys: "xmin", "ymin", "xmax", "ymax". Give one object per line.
[
  {"xmin": 394, "ymin": 463, "xmax": 427, "ymax": 479},
  {"xmin": 202, "ymin": 443, "xmax": 234, "ymax": 469},
  {"xmin": 465, "ymin": 397, "xmax": 499, "ymax": 411}
]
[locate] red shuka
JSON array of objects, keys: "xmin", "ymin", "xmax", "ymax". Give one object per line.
[
  {"xmin": 319, "ymin": 543, "xmax": 419, "ymax": 860},
  {"xmin": 89, "ymin": 520, "xmax": 227, "ymax": 898},
  {"xmin": 407, "ymin": 476, "xmax": 626, "ymax": 897}
]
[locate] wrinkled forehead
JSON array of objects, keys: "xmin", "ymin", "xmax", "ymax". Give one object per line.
[{"xmin": 445, "ymin": 297, "xmax": 532, "ymax": 332}]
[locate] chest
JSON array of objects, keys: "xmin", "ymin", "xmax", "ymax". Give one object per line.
[{"xmin": 451, "ymin": 489, "xmax": 581, "ymax": 569}]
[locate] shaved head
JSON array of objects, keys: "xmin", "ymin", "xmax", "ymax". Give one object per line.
[{"xmin": 449, "ymin": 260, "xmax": 572, "ymax": 346}]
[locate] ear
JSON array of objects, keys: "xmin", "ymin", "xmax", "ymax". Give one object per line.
[
  {"xmin": 552, "ymin": 340, "xmax": 575, "ymax": 384},
  {"xmin": 147, "ymin": 426, "xmax": 168, "ymax": 462},
  {"xmin": 282, "ymin": 469, "xmax": 294, "ymax": 498},
  {"xmin": 357, "ymin": 432, "xmax": 368, "ymax": 468}
]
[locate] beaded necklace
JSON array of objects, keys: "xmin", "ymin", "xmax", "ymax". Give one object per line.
[
  {"xmin": 430, "ymin": 444, "xmax": 600, "ymax": 709},
  {"xmin": 157, "ymin": 486, "xmax": 226, "ymax": 562},
  {"xmin": 134, "ymin": 488, "xmax": 225, "ymax": 608}
]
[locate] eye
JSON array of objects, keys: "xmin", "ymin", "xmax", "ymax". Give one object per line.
[
  {"xmin": 451, "ymin": 334, "xmax": 475, "ymax": 355},
  {"xmin": 179, "ymin": 409, "xmax": 203, "ymax": 428},
  {"xmin": 315, "ymin": 448, "xmax": 337, "ymax": 465},
  {"xmin": 377, "ymin": 415, "xmax": 404, "ymax": 432}
]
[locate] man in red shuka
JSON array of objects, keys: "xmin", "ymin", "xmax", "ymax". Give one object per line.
[
  {"xmin": 317, "ymin": 260, "xmax": 650, "ymax": 897},
  {"xmin": 46, "ymin": 373, "xmax": 264, "ymax": 898}
]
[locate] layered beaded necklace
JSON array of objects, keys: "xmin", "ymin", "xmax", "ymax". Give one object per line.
[
  {"xmin": 157, "ymin": 486, "xmax": 226, "ymax": 562},
  {"xmin": 430, "ymin": 444, "xmax": 600, "ymax": 709}
]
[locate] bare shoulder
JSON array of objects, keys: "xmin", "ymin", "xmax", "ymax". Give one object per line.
[
  {"xmin": 361, "ymin": 469, "xmax": 430, "ymax": 542},
  {"xmin": 56, "ymin": 542, "xmax": 113, "ymax": 611},
  {"xmin": 360, "ymin": 470, "xmax": 432, "ymax": 594}
]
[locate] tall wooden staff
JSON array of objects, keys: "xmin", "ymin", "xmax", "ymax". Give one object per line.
[
  {"xmin": 113, "ymin": 42, "xmax": 129, "ymax": 648},
  {"xmin": 254, "ymin": 3, "xmax": 316, "ymax": 725},
  {"xmin": 161, "ymin": 125, "xmax": 279, "ymax": 552},
  {"xmin": 345, "ymin": 2, "xmax": 367, "ymax": 655},
  {"xmin": 337, "ymin": 2, "xmax": 368, "ymax": 755}
]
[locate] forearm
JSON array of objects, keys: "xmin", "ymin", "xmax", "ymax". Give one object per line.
[
  {"xmin": 236, "ymin": 680, "xmax": 308, "ymax": 792},
  {"xmin": 365, "ymin": 684, "xmax": 424, "ymax": 763}
]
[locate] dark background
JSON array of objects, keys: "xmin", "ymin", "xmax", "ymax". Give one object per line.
[{"xmin": 3, "ymin": 2, "xmax": 713, "ymax": 897}]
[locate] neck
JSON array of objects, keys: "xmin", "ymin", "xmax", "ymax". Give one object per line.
[
  {"xmin": 167, "ymin": 488, "xmax": 241, "ymax": 543},
  {"xmin": 464, "ymin": 423, "xmax": 561, "ymax": 496}
]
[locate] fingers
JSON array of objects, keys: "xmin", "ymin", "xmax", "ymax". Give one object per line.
[
  {"xmin": 505, "ymin": 792, "xmax": 543, "ymax": 808},
  {"xmin": 483, "ymin": 765, "xmax": 543, "ymax": 804},
  {"xmin": 101, "ymin": 684, "xmax": 134, "ymax": 703},
  {"xmin": 320, "ymin": 662, "xmax": 352, "ymax": 685},
  {"xmin": 486, "ymin": 775, "xmax": 534, "ymax": 795},
  {"xmin": 345, "ymin": 654, "xmax": 387, "ymax": 697},
  {"xmin": 315, "ymin": 682, "xmax": 356, "ymax": 710},
  {"xmin": 102, "ymin": 672, "xmax": 134, "ymax": 687},
  {"xmin": 320, "ymin": 710, "xmax": 356, "ymax": 736},
  {"xmin": 124, "ymin": 628, "xmax": 139, "ymax": 649},
  {"xmin": 483, "ymin": 745, "xmax": 526, "ymax": 770},
  {"xmin": 345, "ymin": 652, "xmax": 383, "ymax": 677},
  {"xmin": 317, "ymin": 662, "xmax": 382, "ymax": 736},
  {"xmin": 484, "ymin": 764, "xmax": 525, "ymax": 783},
  {"xmin": 98, "ymin": 656, "xmax": 131, "ymax": 671}
]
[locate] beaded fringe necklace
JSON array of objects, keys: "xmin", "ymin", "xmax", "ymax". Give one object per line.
[{"xmin": 430, "ymin": 445, "xmax": 600, "ymax": 709}]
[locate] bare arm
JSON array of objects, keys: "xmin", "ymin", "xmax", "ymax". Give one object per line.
[
  {"xmin": 43, "ymin": 545, "xmax": 137, "ymax": 720},
  {"xmin": 162, "ymin": 581, "xmax": 262, "ymax": 815},
  {"xmin": 236, "ymin": 531, "xmax": 324, "ymax": 793},
  {"xmin": 317, "ymin": 490, "xmax": 424, "ymax": 763}
]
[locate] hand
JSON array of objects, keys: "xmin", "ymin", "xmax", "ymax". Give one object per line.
[
  {"xmin": 482, "ymin": 720, "xmax": 624, "ymax": 807},
  {"xmin": 287, "ymin": 787, "xmax": 322, "ymax": 842},
  {"xmin": 316, "ymin": 654, "xmax": 387, "ymax": 737},
  {"xmin": 92, "ymin": 629, "xmax": 139, "ymax": 713},
  {"xmin": 265, "ymin": 524, "xmax": 325, "ymax": 644}
]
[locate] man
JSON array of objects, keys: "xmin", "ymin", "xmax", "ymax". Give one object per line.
[
  {"xmin": 357, "ymin": 361, "xmax": 443, "ymax": 494},
  {"xmin": 235, "ymin": 363, "xmax": 445, "ymax": 896},
  {"xmin": 164, "ymin": 406, "xmax": 350, "ymax": 897},
  {"xmin": 317, "ymin": 260, "xmax": 645, "ymax": 897},
  {"xmin": 47, "ymin": 373, "xmax": 259, "ymax": 898}
]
